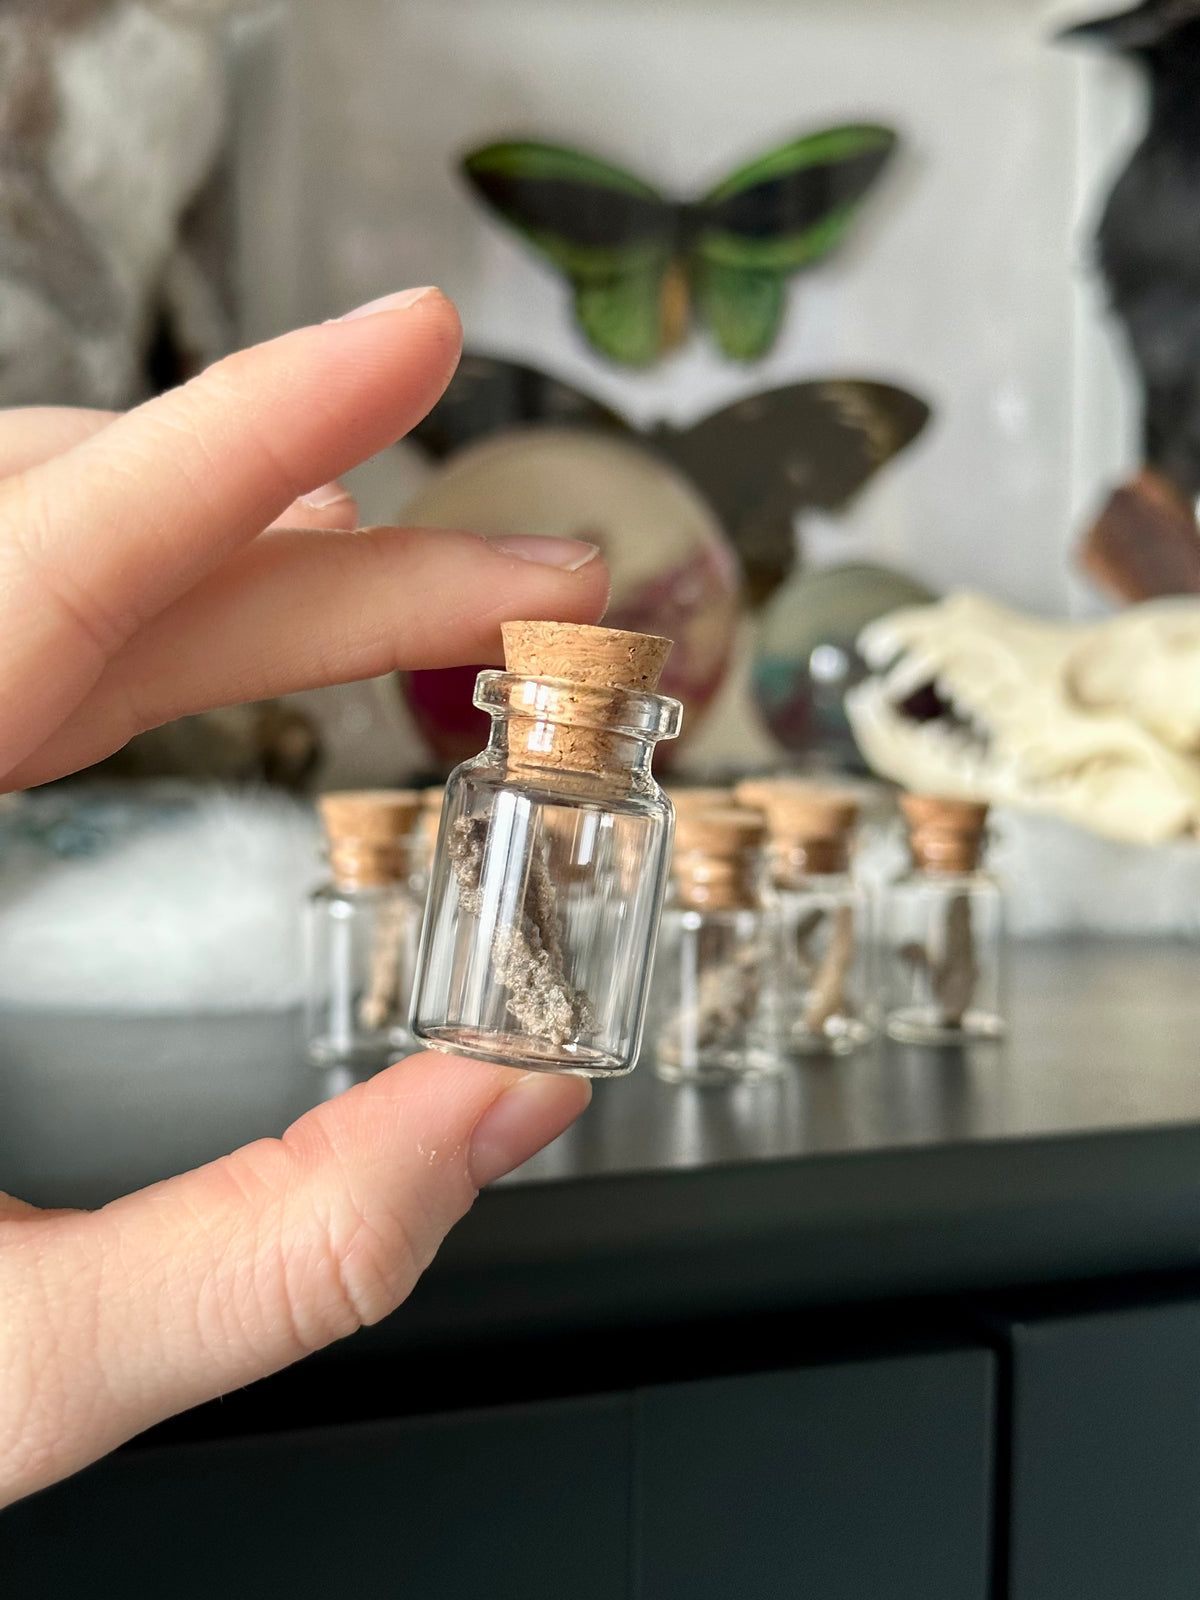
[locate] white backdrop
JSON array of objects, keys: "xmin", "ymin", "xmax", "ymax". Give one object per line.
[{"xmin": 235, "ymin": 0, "xmax": 1145, "ymax": 617}]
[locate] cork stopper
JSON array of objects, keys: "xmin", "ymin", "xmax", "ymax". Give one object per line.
[
  {"xmin": 318, "ymin": 789, "xmax": 422, "ymax": 887},
  {"xmin": 732, "ymin": 777, "xmax": 780, "ymax": 812},
  {"xmin": 501, "ymin": 621, "xmax": 672, "ymax": 691},
  {"xmin": 667, "ymin": 785, "xmax": 737, "ymax": 815},
  {"xmin": 496, "ymin": 621, "xmax": 677, "ymax": 792},
  {"xmin": 672, "ymin": 806, "xmax": 768, "ymax": 911},
  {"xmin": 900, "ymin": 793, "xmax": 989, "ymax": 873},
  {"xmin": 738, "ymin": 780, "xmax": 860, "ymax": 876}
]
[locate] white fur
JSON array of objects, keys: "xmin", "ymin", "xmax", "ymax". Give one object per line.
[
  {"xmin": 1, "ymin": 787, "xmax": 1196, "ymax": 1017},
  {"xmin": 0, "ymin": 787, "xmax": 320, "ymax": 1012},
  {"xmin": 989, "ymin": 811, "xmax": 1200, "ymax": 938}
]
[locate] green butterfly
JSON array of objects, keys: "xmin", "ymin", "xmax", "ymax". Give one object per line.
[{"xmin": 461, "ymin": 126, "xmax": 898, "ymax": 368}]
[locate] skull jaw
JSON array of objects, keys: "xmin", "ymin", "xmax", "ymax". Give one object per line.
[{"xmin": 848, "ymin": 595, "xmax": 1200, "ymax": 846}]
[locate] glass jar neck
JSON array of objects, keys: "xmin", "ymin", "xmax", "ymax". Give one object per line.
[
  {"xmin": 906, "ymin": 864, "xmax": 991, "ymax": 889},
  {"xmin": 474, "ymin": 670, "xmax": 681, "ymax": 797},
  {"xmin": 908, "ymin": 831, "xmax": 984, "ymax": 873},
  {"xmin": 489, "ymin": 718, "xmax": 657, "ymax": 789}
]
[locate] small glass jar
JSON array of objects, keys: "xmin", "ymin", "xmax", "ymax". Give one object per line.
[
  {"xmin": 410, "ymin": 622, "xmax": 682, "ymax": 1076},
  {"xmin": 882, "ymin": 795, "xmax": 1004, "ymax": 1045},
  {"xmin": 653, "ymin": 808, "xmax": 782, "ymax": 1086},
  {"xmin": 740, "ymin": 781, "xmax": 873, "ymax": 1057},
  {"xmin": 305, "ymin": 790, "xmax": 424, "ymax": 1069}
]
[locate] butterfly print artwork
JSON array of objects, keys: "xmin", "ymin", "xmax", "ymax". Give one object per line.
[
  {"xmin": 410, "ymin": 353, "xmax": 931, "ymax": 603},
  {"xmin": 461, "ymin": 126, "xmax": 898, "ymax": 368}
]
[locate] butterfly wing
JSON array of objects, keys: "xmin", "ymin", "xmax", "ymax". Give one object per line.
[
  {"xmin": 461, "ymin": 142, "xmax": 678, "ymax": 366},
  {"xmin": 690, "ymin": 125, "xmax": 898, "ymax": 361},
  {"xmin": 409, "ymin": 352, "xmax": 627, "ymax": 459},
  {"xmin": 653, "ymin": 379, "xmax": 930, "ymax": 603}
]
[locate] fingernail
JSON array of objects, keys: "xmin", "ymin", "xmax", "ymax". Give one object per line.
[
  {"xmin": 335, "ymin": 287, "xmax": 438, "ymax": 322},
  {"xmin": 300, "ymin": 480, "xmax": 355, "ymax": 510},
  {"xmin": 469, "ymin": 1072, "xmax": 592, "ymax": 1187},
  {"xmin": 490, "ymin": 536, "xmax": 600, "ymax": 572}
]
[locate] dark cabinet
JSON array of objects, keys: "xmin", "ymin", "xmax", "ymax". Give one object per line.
[
  {"xmin": 1004, "ymin": 1298, "xmax": 1200, "ymax": 1600},
  {"xmin": 636, "ymin": 1349, "xmax": 995, "ymax": 1600},
  {"xmin": 4, "ymin": 1344, "xmax": 997, "ymax": 1600},
  {"xmin": 3, "ymin": 1395, "xmax": 632, "ymax": 1600}
]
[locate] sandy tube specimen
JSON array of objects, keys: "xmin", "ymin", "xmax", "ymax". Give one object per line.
[
  {"xmin": 796, "ymin": 902, "xmax": 857, "ymax": 1034},
  {"xmin": 358, "ymin": 894, "xmax": 415, "ymax": 1032},
  {"xmin": 657, "ymin": 931, "xmax": 770, "ymax": 1063},
  {"xmin": 900, "ymin": 893, "xmax": 978, "ymax": 1029},
  {"xmin": 898, "ymin": 794, "xmax": 989, "ymax": 1028},
  {"xmin": 447, "ymin": 812, "xmax": 595, "ymax": 1049}
]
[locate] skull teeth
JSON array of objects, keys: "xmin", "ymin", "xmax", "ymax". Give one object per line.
[{"xmin": 882, "ymin": 650, "xmax": 940, "ymax": 701}]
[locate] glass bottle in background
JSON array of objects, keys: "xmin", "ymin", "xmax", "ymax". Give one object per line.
[
  {"xmin": 305, "ymin": 790, "xmax": 424, "ymax": 1069},
  {"xmin": 653, "ymin": 808, "xmax": 782, "ymax": 1086},
  {"xmin": 410, "ymin": 622, "xmax": 682, "ymax": 1077},
  {"xmin": 665, "ymin": 786, "xmax": 735, "ymax": 817},
  {"xmin": 662, "ymin": 789, "xmax": 736, "ymax": 908},
  {"xmin": 882, "ymin": 795, "xmax": 1004, "ymax": 1044},
  {"xmin": 748, "ymin": 782, "xmax": 874, "ymax": 1057}
]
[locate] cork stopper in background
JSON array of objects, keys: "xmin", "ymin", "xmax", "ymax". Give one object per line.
[
  {"xmin": 731, "ymin": 777, "xmax": 779, "ymax": 813},
  {"xmin": 737, "ymin": 781, "xmax": 859, "ymax": 841},
  {"xmin": 900, "ymin": 793, "xmax": 989, "ymax": 874},
  {"xmin": 499, "ymin": 621, "xmax": 676, "ymax": 788},
  {"xmin": 667, "ymin": 785, "xmax": 736, "ymax": 815},
  {"xmin": 734, "ymin": 778, "xmax": 859, "ymax": 874},
  {"xmin": 318, "ymin": 789, "xmax": 422, "ymax": 887},
  {"xmin": 502, "ymin": 621, "xmax": 672, "ymax": 691},
  {"xmin": 674, "ymin": 807, "xmax": 768, "ymax": 857},
  {"xmin": 673, "ymin": 806, "xmax": 768, "ymax": 911}
]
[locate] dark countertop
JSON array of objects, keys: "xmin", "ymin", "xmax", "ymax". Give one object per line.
[{"xmin": 3, "ymin": 940, "xmax": 1200, "ymax": 1351}]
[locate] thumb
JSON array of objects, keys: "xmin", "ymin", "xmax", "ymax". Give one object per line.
[{"xmin": 0, "ymin": 1054, "xmax": 588, "ymax": 1506}]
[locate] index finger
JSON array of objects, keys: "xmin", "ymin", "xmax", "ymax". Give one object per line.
[
  {"xmin": 0, "ymin": 407, "xmax": 358, "ymax": 530},
  {"xmin": 0, "ymin": 407, "xmax": 115, "ymax": 477},
  {"xmin": 0, "ymin": 288, "xmax": 460, "ymax": 777},
  {"xmin": 1, "ymin": 288, "xmax": 458, "ymax": 650}
]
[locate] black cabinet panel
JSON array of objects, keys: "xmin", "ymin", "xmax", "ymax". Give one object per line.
[
  {"xmin": 3, "ymin": 1395, "xmax": 631, "ymax": 1600},
  {"xmin": 1006, "ymin": 1299, "xmax": 1200, "ymax": 1600},
  {"xmin": 635, "ymin": 1348, "xmax": 994, "ymax": 1600}
]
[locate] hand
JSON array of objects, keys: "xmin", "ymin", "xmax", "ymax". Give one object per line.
[{"xmin": 0, "ymin": 287, "xmax": 607, "ymax": 1506}]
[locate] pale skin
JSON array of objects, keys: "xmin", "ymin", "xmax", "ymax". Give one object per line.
[{"xmin": 0, "ymin": 287, "xmax": 608, "ymax": 1507}]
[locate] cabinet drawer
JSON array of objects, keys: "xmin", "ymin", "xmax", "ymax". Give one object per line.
[
  {"xmin": 3, "ymin": 1394, "xmax": 631, "ymax": 1600},
  {"xmin": 636, "ymin": 1346, "xmax": 994, "ymax": 1600},
  {"xmin": 1005, "ymin": 1299, "xmax": 1200, "ymax": 1600}
]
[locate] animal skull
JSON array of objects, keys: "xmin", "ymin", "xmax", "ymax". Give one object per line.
[{"xmin": 846, "ymin": 593, "xmax": 1200, "ymax": 843}]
